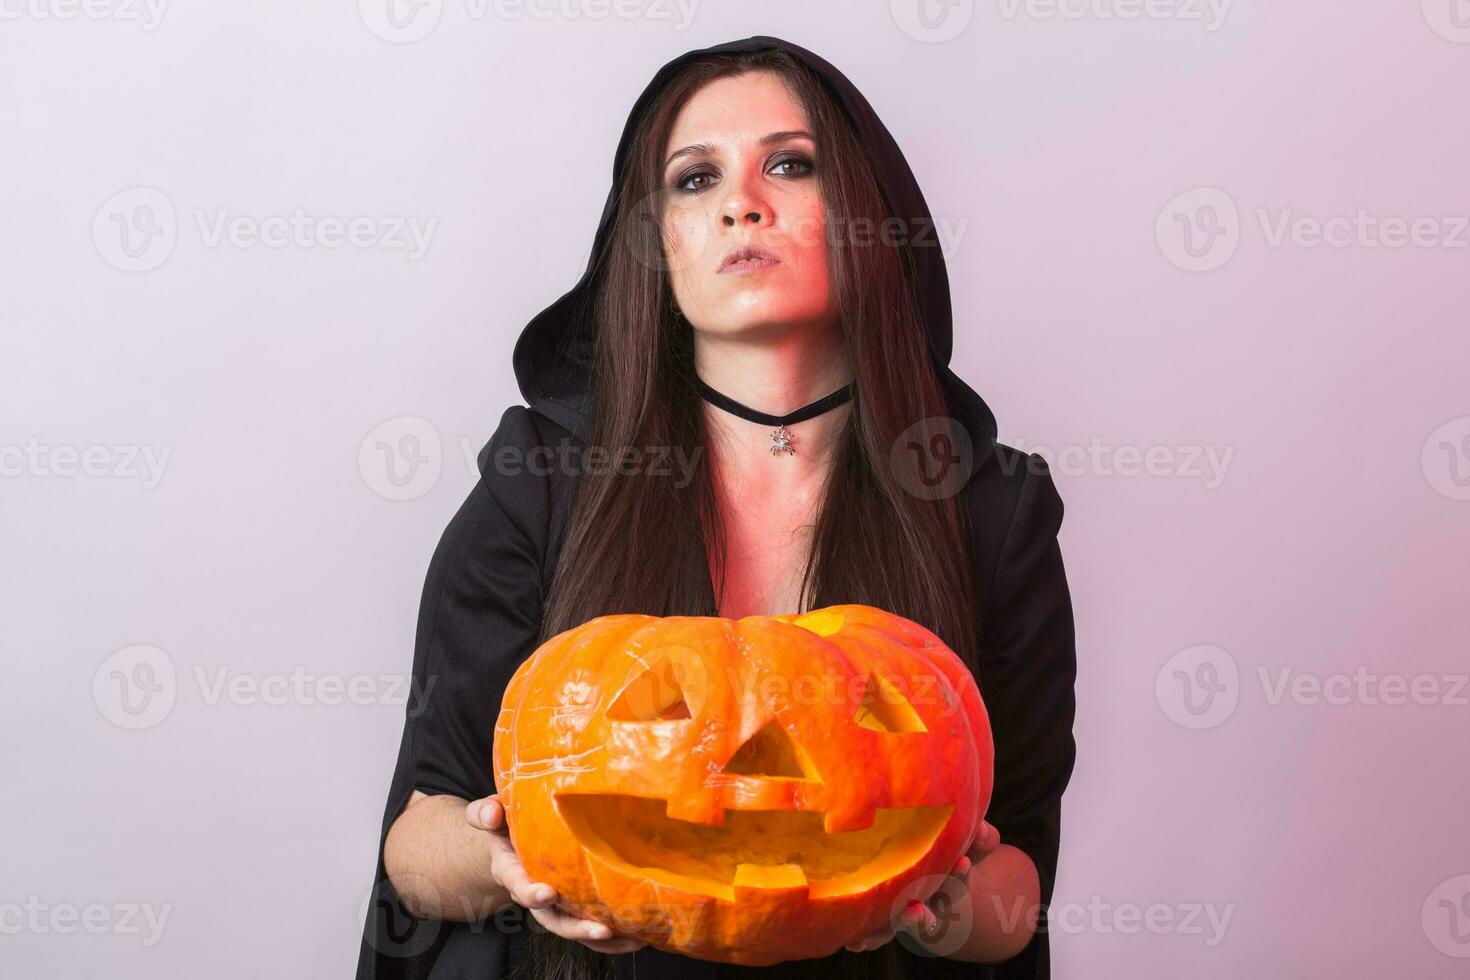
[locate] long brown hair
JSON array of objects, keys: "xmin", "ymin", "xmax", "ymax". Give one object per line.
[{"xmin": 520, "ymin": 48, "xmax": 978, "ymax": 980}]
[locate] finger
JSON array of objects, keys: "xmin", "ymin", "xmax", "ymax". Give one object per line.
[
  {"xmin": 530, "ymin": 904, "xmax": 634, "ymax": 948},
  {"xmin": 950, "ymin": 853, "xmax": 972, "ymax": 878},
  {"xmin": 899, "ymin": 900, "xmax": 939, "ymax": 941},
  {"xmin": 970, "ymin": 820, "xmax": 1001, "ymax": 856},
  {"xmin": 486, "ymin": 841, "xmax": 556, "ymax": 908},
  {"xmin": 466, "ymin": 795, "xmax": 506, "ymax": 832}
]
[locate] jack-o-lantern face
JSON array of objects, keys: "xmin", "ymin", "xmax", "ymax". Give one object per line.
[{"xmin": 492, "ymin": 604, "xmax": 992, "ymax": 965}]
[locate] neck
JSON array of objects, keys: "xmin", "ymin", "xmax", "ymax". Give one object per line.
[{"xmin": 692, "ymin": 325, "xmax": 852, "ymax": 471}]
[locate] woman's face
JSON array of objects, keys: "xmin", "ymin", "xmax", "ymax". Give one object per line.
[{"xmin": 659, "ymin": 71, "xmax": 837, "ymax": 339}]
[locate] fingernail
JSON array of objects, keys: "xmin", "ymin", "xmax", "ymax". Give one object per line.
[
  {"xmin": 591, "ymin": 925, "xmax": 611, "ymax": 939},
  {"xmin": 479, "ymin": 803, "xmax": 494, "ymax": 825}
]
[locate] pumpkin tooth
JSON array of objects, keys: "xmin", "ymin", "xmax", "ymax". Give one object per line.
[{"xmin": 733, "ymin": 862, "xmax": 808, "ymax": 891}]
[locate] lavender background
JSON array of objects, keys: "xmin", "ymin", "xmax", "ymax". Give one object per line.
[{"xmin": 2, "ymin": 2, "xmax": 1468, "ymax": 977}]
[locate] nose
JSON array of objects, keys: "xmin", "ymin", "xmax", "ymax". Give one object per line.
[
  {"xmin": 722, "ymin": 209, "xmax": 762, "ymax": 227},
  {"xmin": 718, "ymin": 161, "xmax": 771, "ymax": 228}
]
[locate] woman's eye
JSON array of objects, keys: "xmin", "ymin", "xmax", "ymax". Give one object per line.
[
  {"xmin": 769, "ymin": 155, "xmax": 814, "ymax": 178},
  {"xmin": 674, "ymin": 169, "xmax": 716, "ymax": 193}
]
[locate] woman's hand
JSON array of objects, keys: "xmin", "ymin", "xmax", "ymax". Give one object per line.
[
  {"xmin": 466, "ymin": 794, "xmax": 647, "ymax": 955},
  {"xmin": 843, "ymin": 819, "xmax": 1003, "ymax": 954}
]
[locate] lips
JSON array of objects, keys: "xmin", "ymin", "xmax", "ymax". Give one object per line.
[{"xmin": 718, "ymin": 244, "xmax": 781, "ymax": 274}]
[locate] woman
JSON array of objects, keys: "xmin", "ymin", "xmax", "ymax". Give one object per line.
[{"xmin": 358, "ymin": 35, "xmax": 1076, "ymax": 980}]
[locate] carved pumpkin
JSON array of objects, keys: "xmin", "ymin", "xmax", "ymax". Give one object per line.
[{"xmin": 491, "ymin": 603, "xmax": 992, "ymax": 965}]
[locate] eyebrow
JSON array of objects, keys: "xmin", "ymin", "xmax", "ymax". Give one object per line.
[{"xmin": 663, "ymin": 130, "xmax": 815, "ymax": 171}]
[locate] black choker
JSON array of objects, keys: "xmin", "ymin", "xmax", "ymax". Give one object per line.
[{"xmin": 694, "ymin": 376, "xmax": 854, "ymax": 457}]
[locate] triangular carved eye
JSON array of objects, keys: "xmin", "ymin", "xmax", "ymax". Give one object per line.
[
  {"xmin": 726, "ymin": 720, "xmax": 821, "ymax": 781},
  {"xmin": 607, "ymin": 658, "xmax": 693, "ymax": 721},
  {"xmin": 853, "ymin": 672, "xmax": 928, "ymax": 733}
]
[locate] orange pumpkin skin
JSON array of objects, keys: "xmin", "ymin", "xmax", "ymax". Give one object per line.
[{"xmin": 491, "ymin": 603, "xmax": 992, "ymax": 966}]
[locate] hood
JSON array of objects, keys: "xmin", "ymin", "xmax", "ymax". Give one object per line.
[{"xmin": 511, "ymin": 34, "xmax": 997, "ymax": 455}]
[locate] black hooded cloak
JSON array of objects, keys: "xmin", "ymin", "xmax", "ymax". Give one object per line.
[{"xmin": 356, "ymin": 34, "xmax": 1076, "ymax": 980}]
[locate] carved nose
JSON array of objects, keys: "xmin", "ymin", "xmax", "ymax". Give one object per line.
[{"xmin": 725, "ymin": 721, "xmax": 821, "ymax": 782}]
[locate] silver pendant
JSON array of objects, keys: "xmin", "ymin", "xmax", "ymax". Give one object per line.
[{"xmin": 769, "ymin": 424, "xmax": 795, "ymax": 456}]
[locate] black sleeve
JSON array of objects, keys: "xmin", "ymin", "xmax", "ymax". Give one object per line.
[
  {"xmin": 974, "ymin": 455, "xmax": 1077, "ymax": 979},
  {"xmin": 356, "ymin": 405, "xmax": 552, "ymax": 980}
]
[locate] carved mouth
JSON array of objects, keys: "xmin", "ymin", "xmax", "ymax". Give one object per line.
[{"xmin": 557, "ymin": 794, "xmax": 952, "ymax": 900}]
